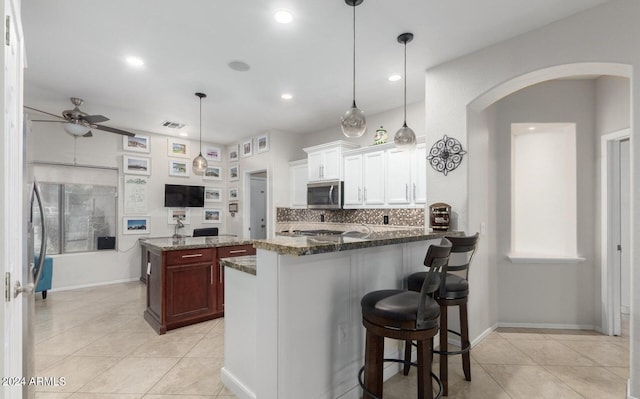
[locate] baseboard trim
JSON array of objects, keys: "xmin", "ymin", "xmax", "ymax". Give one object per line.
[
  {"xmin": 627, "ymin": 380, "xmax": 638, "ymax": 399},
  {"xmin": 439, "ymin": 323, "xmax": 498, "ymax": 349},
  {"xmin": 48, "ymin": 277, "xmax": 140, "ymax": 293},
  {"xmin": 220, "ymin": 367, "xmax": 256, "ymax": 399},
  {"xmin": 496, "ymin": 321, "xmax": 594, "ymax": 331}
]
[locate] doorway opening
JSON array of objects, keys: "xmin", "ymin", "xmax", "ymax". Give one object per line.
[
  {"xmin": 601, "ymin": 129, "xmax": 631, "ymax": 336},
  {"xmin": 247, "ymin": 170, "xmax": 267, "ymax": 239}
]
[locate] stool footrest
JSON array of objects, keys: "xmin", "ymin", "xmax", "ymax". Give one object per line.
[{"xmin": 358, "ymin": 358, "xmax": 443, "ymax": 399}]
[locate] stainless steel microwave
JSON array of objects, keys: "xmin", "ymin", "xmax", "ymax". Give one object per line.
[{"xmin": 307, "ymin": 180, "xmax": 343, "ymax": 209}]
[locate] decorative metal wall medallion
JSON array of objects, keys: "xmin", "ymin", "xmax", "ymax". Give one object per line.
[{"xmin": 427, "ymin": 135, "xmax": 466, "ymax": 176}]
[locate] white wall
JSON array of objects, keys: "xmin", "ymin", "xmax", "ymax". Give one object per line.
[
  {"xmin": 423, "ymin": 0, "xmax": 640, "ymax": 393},
  {"xmin": 27, "ymin": 121, "xmax": 228, "ymax": 289},
  {"xmin": 493, "ymin": 79, "xmax": 597, "ymax": 327}
]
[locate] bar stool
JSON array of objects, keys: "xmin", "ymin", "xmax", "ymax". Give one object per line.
[
  {"xmin": 404, "ymin": 233, "xmax": 479, "ymax": 396},
  {"xmin": 359, "ymin": 238, "xmax": 452, "ymax": 399}
]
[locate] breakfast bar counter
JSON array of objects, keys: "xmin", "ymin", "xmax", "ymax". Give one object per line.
[{"xmin": 221, "ymin": 228, "xmax": 452, "ymax": 399}]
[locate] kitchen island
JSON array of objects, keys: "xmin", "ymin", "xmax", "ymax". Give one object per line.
[
  {"xmin": 221, "ymin": 229, "xmax": 452, "ymax": 399},
  {"xmin": 140, "ymin": 235, "xmax": 255, "ymax": 334}
]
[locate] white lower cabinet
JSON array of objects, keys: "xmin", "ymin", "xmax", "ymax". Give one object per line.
[{"xmin": 344, "ymin": 151, "xmax": 385, "ymax": 208}]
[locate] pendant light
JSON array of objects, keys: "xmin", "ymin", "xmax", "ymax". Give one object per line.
[
  {"xmin": 340, "ymin": 0, "xmax": 366, "ymax": 138},
  {"xmin": 192, "ymin": 92, "xmax": 208, "ymax": 175},
  {"xmin": 393, "ymin": 32, "xmax": 417, "ymax": 149}
]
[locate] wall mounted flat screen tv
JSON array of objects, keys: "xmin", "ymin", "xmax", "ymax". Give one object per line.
[{"xmin": 164, "ymin": 184, "xmax": 205, "ymax": 207}]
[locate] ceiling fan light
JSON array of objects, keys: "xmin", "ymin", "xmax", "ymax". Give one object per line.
[
  {"xmin": 340, "ymin": 104, "xmax": 366, "ymax": 137},
  {"xmin": 63, "ymin": 122, "xmax": 90, "ymax": 136},
  {"xmin": 192, "ymin": 153, "xmax": 208, "ymax": 175}
]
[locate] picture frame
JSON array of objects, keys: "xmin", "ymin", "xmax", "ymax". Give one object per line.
[
  {"xmin": 241, "ymin": 139, "xmax": 253, "ymax": 158},
  {"xmin": 203, "ymin": 145, "xmax": 222, "ymax": 162},
  {"xmin": 122, "ymin": 217, "xmax": 150, "ymax": 235},
  {"xmin": 203, "ymin": 166, "xmax": 222, "ymax": 181},
  {"xmin": 169, "ymin": 159, "xmax": 190, "ymax": 177},
  {"xmin": 203, "ymin": 208, "xmax": 223, "ymax": 224},
  {"xmin": 228, "ymin": 144, "xmax": 239, "ymax": 162},
  {"xmin": 167, "ymin": 208, "xmax": 191, "ymax": 225},
  {"xmin": 167, "ymin": 138, "xmax": 190, "ymax": 158},
  {"xmin": 229, "ymin": 165, "xmax": 239, "ymax": 181},
  {"xmin": 204, "ymin": 187, "xmax": 222, "ymax": 202},
  {"xmin": 123, "ymin": 155, "xmax": 151, "ymax": 176},
  {"xmin": 229, "ymin": 202, "xmax": 238, "ymax": 213},
  {"xmin": 228, "ymin": 187, "xmax": 239, "ymax": 201},
  {"xmin": 123, "ymin": 135, "xmax": 150, "ymax": 153},
  {"xmin": 256, "ymin": 133, "xmax": 269, "ymax": 153}
]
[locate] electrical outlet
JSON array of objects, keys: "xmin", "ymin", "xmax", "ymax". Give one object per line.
[
  {"xmin": 337, "ymin": 323, "xmax": 348, "ymax": 343},
  {"xmin": 480, "ymin": 222, "xmax": 486, "ymax": 234},
  {"xmin": 383, "ymin": 215, "xmax": 389, "ymax": 225}
]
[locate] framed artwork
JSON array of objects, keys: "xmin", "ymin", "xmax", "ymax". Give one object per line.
[
  {"xmin": 256, "ymin": 133, "xmax": 269, "ymax": 153},
  {"xmin": 123, "ymin": 217, "xmax": 150, "ymax": 235},
  {"xmin": 203, "ymin": 145, "xmax": 222, "ymax": 162},
  {"xmin": 203, "ymin": 208, "xmax": 222, "ymax": 224},
  {"xmin": 228, "ymin": 144, "xmax": 239, "ymax": 162},
  {"xmin": 123, "ymin": 135, "xmax": 150, "ymax": 153},
  {"xmin": 203, "ymin": 166, "xmax": 222, "ymax": 180},
  {"xmin": 204, "ymin": 187, "xmax": 222, "ymax": 202},
  {"xmin": 167, "ymin": 138, "xmax": 190, "ymax": 158},
  {"xmin": 167, "ymin": 208, "xmax": 191, "ymax": 225},
  {"xmin": 123, "ymin": 155, "xmax": 151, "ymax": 176},
  {"xmin": 229, "ymin": 165, "xmax": 239, "ymax": 181},
  {"xmin": 241, "ymin": 139, "xmax": 253, "ymax": 158},
  {"xmin": 228, "ymin": 187, "xmax": 239, "ymax": 201},
  {"xmin": 169, "ymin": 159, "xmax": 190, "ymax": 177}
]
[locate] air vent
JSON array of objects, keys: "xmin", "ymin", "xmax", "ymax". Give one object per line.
[{"xmin": 161, "ymin": 120, "xmax": 186, "ymax": 129}]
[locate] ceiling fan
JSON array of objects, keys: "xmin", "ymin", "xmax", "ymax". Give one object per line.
[{"xmin": 24, "ymin": 97, "xmax": 135, "ymax": 137}]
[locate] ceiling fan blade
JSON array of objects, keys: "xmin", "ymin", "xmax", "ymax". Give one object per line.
[
  {"xmin": 83, "ymin": 131, "xmax": 93, "ymax": 138},
  {"xmin": 24, "ymin": 106, "xmax": 64, "ymax": 119},
  {"xmin": 82, "ymin": 114, "xmax": 109, "ymax": 124},
  {"xmin": 31, "ymin": 119, "xmax": 65, "ymax": 123},
  {"xmin": 94, "ymin": 124, "xmax": 135, "ymax": 137}
]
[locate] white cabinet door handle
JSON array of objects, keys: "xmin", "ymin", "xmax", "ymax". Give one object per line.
[
  {"xmin": 406, "ymin": 184, "xmax": 409, "ymax": 201},
  {"xmin": 413, "ymin": 183, "xmax": 417, "ymax": 200},
  {"xmin": 358, "ymin": 187, "xmax": 362, "ymax": 202}
]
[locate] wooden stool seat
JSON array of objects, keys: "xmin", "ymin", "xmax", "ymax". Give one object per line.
[
  {"xmin": 359, "ymin": 239, "xmax": 452, "ymax": 399},
  {"xmin": 404, "ymin": 233, "xmax": 479, "ymax": 396}
]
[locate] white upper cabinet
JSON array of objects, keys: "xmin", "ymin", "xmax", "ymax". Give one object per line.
[
  {"xmin": 412, "ymin": 143, "xmax": 427, "ymax": 204},
  {"xmin": 289, "ymin": 159, "xmax": 308, "ymax": 208},
  {"xmin": 343, "ymin": 151, "xmax": 385, "ymax": 208},
  {"xmin": 304, "ymin": 141, "xmax": 359, "ymax": 182},
  {"xmin": 386, "ymin": 148, "xmax": 413, "ymax": 205}
]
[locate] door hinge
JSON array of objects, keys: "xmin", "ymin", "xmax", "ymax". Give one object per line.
[
  {"xmin": 617, "ymin": 244, "xmax": 622, "ymax": 251},
  {"xmin": 5, "ymin": 16, "xmax": 10, "ymax": 46},
  {"xmin": 5, "ymin": 272, "xmax": 10, "ymax": 302}
]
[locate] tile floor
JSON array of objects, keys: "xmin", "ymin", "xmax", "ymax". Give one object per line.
[{"xmin": 33, "ymin": 281, "xmax": 629, "ymax": 398}]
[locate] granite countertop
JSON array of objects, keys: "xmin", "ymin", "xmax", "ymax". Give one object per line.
[
  {"xmin": 139, "ymin": 234, "xmax": 253, "ymax": 251},
  {"xmin": 220, "ymin": 255, "xmax": 257, "ymax": 276},
  {"xmin": 253, "ymin": 229, "xmax": 457, "ymax": 256}
]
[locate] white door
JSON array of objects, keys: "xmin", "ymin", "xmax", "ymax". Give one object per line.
[
  {"xmin": 386, "ymin": 148, "xmax": 412, "ymax": 205},
  {"xmin": 343, "ymin": 154, "xmax": 363, "ymax": 207},
  {"xmin": 363, "ymin": 151, "xmax": 385, "ymax": 205},
  {"xmin": 250, "ymin": 176, "xmax": 267, "ymax": 239},
  {"xmin": 3, "ymin": 0, "xmax": 25, "ymax": 397},
  {"xmin": 619, "ymin": 139, "xmax": 630, "ymax": 315}
]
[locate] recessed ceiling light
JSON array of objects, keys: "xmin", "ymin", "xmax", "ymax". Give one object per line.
[
  {"xmin": 388, "ymin": 74, "xmax": 402, "ymax": 82},
  {"xmin": 274, "ymin": 10, "xmax": 293, "ymax": 24},
  {"xmin": 179, "ymin": 132, "xmax": 188, "ymax": 137},
  {"xmin": 228, "ymin": 60, "xmax": 251, "ymax": 72},
  {"xmin": 125, "ymin": 56, "xmax": 144, "ymax": 67},
  {"xmin": 528, "ymin": 126, "xmax": 536, "ymax": 131},
  {"xmin": 281, "ymin": 93, "xmax": 293, "ymax": 100}
]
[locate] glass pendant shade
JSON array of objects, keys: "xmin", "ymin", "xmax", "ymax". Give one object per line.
[
  {"xmin": 192, "ymin": 153, "xmax": 208, "ymax": 175},
  {"xmin": 341, "ymin": 0, "xmax": 366, "ymax": 138},
  {"xmin": 341, "ymin": 102, "xmax": 367, "ymax": 137},
  {"xmin": 192, "ymin": 92, "xmax": 208, "ymax": 175},
  {"xmin": 394, "ymin": 32, "xmax": 416, "ymax": 149},
  {"xmin": 394, "ymin": 122, "xmax": 417, "ymax": 149}
]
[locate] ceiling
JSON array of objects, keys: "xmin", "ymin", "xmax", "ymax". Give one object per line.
[{"xmin": 21, "ymin": 0, "xmax": 613, "ymax": 144}]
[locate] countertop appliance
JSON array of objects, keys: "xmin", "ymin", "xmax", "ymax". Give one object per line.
[{"xmin": 307, "ymin": 180, "xmax": 343, "ymax": 209}]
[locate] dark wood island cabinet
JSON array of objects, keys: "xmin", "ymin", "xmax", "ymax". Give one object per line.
[{"xmin": 140, "ymin": 236, "xmax": 255, "ymax": 334}]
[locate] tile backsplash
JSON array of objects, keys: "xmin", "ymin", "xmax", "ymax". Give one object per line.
[{"xmin": 276, "ymin": 207, "xmax": 424, "ymax": 227}]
